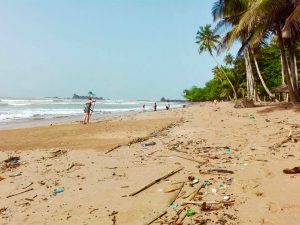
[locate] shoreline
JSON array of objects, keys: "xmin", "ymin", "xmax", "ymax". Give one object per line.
[{"xmin": 1, "ymin": 102, "xmax": 299, "ymax": 225}]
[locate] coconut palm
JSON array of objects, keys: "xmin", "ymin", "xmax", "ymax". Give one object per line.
[
  {"xmin": 212, "ymin": 0, "xmax": 275, "ymax": 100},
  {"xmin": 224, "ymin": 53, "xmax": 234, "ymax": 66},
  {"xmin": 228, "ymin": 0, "xmax": 300, "ymax": 101},
  {"xmin": 88, "ymin": 91, "xmax": 95, "ymax": 97},
  {"xmin": 196, "ymin": 25, "xmax": 237, "ymax": 100}
]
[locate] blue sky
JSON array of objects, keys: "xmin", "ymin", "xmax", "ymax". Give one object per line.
[{"xmin": 0, "ymin": 0, "xmax": 237, "ymax": 100}]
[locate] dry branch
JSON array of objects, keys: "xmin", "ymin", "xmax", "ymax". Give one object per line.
[
  {"xmin": 105, "ymin": 145, "xmax": 121, "ymax": 154},
  {"xmin": 169, "ymin": 182, "xmax": 185, "ymax": 205},
  {"xmin": 6, "ymin": 188, "xmax": 34, "ymax": 198},
  {"xmin": 129, "ymin": 167, "xmax": 184, "ymax": 196},
  {"xmin": 145, "ymin": 211, "xmax": 167, "ymax": 225}
]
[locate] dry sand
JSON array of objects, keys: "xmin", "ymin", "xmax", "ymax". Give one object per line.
[{"xmin": 0, "ymin": 102, "xmax": 300, "ymax": 225}]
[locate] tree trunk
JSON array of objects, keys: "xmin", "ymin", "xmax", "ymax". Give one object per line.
[
  {"xmin": 244, "ymin": 48, "xmax": 256, "ymax": 101},
  {"xmin": 287, "ymin": 40, "xmax": 299, "ymax": 94},
  {"xmin": 212, "ymin": 56, "xmax": 237, "ymax": 100},
  {"xmin": 276, "ymin": 25, "xmax": 299, "ymax": 102},
  {"xmin": 250, "ymin": 49, "xmax": 275, "ymax": 98}
]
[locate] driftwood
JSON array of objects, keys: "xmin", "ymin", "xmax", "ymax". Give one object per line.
[
  {"xmin": 169, "ymin": 182, "xmax": 185, "ymax": 205},
  {"xmin": 6, "ymin": 188, "xmax": 34, "ymax": 198},
  {"xmin": 208, "ymin": 169, "xmax": 234, "ymax": 174},
  {"xmin": 129, "ymin": 167, "xmax": 184, "ymax": 196},
  {"xmin": 105, "ymin": 145, "xmax": 121, "ymax": 154},
  {"xmin": 145, "ymin": 211, "xmax": 167, "ymax": 225}
]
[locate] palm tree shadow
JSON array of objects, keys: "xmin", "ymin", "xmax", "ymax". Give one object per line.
[{"xmin": 256, "ymin": 102, "xmax": 300, "ymax": 114}]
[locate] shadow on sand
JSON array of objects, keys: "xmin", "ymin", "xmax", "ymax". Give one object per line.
[{"xmin": 255, "ymin": 102, "xmax": 300, "ymax": 114}]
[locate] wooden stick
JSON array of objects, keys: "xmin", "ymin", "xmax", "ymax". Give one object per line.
[
  {"xmin": 181, "ymin": 200, "xmax": 235, "ymax": 206},
  {"xmin": 189, "ymin": 184, "xmax": 205, "ymax": 201},
  {"xmin": 181, "ymin": 200, "xmax": 218, "ymax": 205},
  {"xmin": 105, "ymin": 145, "xmax": 121, "ymax": 154},
  {"xmin": 25, "ymin": 195, "xmax": 37, "ymax": 201},
  {"xmin": 129, "ymin": 167, "xmax": 184, "ymax": 196},
  {"xmin": 145, "ymin": 211, "xmax": 167, "ymax": 225},
  {"xmin": 208, "ymin": 169, "xmax": 234, "ymax": 174},
  {"xmin": 22, "ymin": 182, "xmax": 33, "ymax": 189},
  {"xmin": 158, "ymin": 155, "xmax": 203, "ymax": 164},
  {"xmin": 6, "ymin": 188, "xmax": 34, "ymax": 198},
  {"xmin": 169, "ymin": 182, "xmax": 185, "ymax": 205},
  {"xmin": 175, "ymin": 156, "xmax": 203, "ymax": 164}
]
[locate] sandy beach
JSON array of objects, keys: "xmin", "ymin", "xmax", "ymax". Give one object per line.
[{"xmin": 1, "ymin": 102, "xmax": 300, "ymax": 225}]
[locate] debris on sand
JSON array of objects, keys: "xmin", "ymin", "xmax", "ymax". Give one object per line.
[
  {"xmin": 2, "ymin": 156, "xmax": 21, "ymax": 170},
  {"xmin": 283, "ymin": 166, "xmax": 300, "ymax": 174},
  {"xmin": 49, "ymin": 149, "xmax": 67, "ymax": 158}
]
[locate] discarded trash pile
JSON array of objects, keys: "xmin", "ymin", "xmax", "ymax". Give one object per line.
[
  {"xmin": 1, "ymin": 156, "xmax": 21, "ymax": 171},
  {"xmin": 126, "ymin": 136, "xmax": 241, "ymax": 224}
]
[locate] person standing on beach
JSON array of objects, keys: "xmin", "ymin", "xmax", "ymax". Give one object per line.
[
  {"xmin": 142, "ymin": 104, "xmax": 145, "ymax": 112},
  {"xmin": 154, "ymin": 102, "xmax": 157, "ymax": 111},
  {"xmin": 82, "ymin": 97, "xmax": 96, "ymax": 124}
]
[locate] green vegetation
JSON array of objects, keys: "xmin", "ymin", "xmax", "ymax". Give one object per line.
[{"xmin": 184, "ymin": 0, "xmax": 300, "ymax": 102}]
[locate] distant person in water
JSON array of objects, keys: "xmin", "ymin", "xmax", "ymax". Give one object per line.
[
  {"xmin": 142, "ymin": 104, "xmax": 145, "ymax": 112},
  {"xmin": 154, "ymin": 102, "xmax": 157, "ymax": 111},
  {"xmin": 82, "ymin": 97, "xmax": 96, "ymax": 124},
  {"xmin": 165, "ymin": 103, "xmax": 169, "ymax": 110}
]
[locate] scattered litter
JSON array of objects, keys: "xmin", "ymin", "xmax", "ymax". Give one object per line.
[
  {"xmin": 142, "ymin": 141, "xmax": 156, "ymax": 147},
  {"xmin": 53, "ymin": 189, "xmax": 64, "ymax": 194},
  {"xmin": 0, "ymin": 207, "xmax": 9, "ymax": 216},
  {"xmin": 203, "ymin": 191, "xmax": 208, "ymax": 196},
  {"xmin": 156, "ymin": 189, "xmax": 163, "ymax": 192},
  {"xmin": 186, "ymin": 208, "xmax": 196, "ymax": 217},
  {"xmin": 223, "ymin": 196, "xmax": 230, "ymax": 201},
  {"xmin": 169, "ymin": 203, "xmax": 178, "ymax": 209},
  {"xmin": 226, "ymin": 177, "xmax": 233, "ymax": 185},
  {"xmin": 49, "ymin": 149, "xmax": 67, "ymax": 158},
  {"xmin": 203, "ymin": 181, "xmax": 211, "ymax": 187},
  {"xmin": 67, "ymin": 162, "xmax": 85, "ymax": 171},
  {"xmin": 211, "ymin": 188, "xmax": 217, "ymax": 194},
  {"xmin": 3, "ymin": 156, "xmax": 20, "ymax": 169},
  {"xmin": 9, "ymin": 172, "xmax": 22, "ymax": 177},
  {"xmin": 192, "ymin": 179, "xmax": 200, "ymax": 184},
  {"xmin": 248, "ymin": 115, "xmax": 255, "ymax": 119},
  {"xmin": 219, "ymin": 184, "xmax": 226, "ymax": 189},
  {"xmin": 224, "ymin": 149, "xmax": 231, "ymax": 153}
]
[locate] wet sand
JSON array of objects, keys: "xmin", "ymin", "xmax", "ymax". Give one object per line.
[{"xmin": 0, "ymin": 102, "xmax": 300, "ymax": 225}]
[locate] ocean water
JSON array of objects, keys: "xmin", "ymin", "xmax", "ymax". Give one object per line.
[{"xmin": 0, "ymin": 98, "xmax": 185, "ymax": 123}]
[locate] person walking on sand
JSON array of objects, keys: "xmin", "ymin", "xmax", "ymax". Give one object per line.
[
  {"xmin": 82, "ymin": 97, "xmax": 96, "ymax": 124},
  {"xmin": 154, "ymin": 102, "xmax": 157, "ymax": 111}
]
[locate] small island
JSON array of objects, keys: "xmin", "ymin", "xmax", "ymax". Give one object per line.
[{"xmin": 72, "ymin": 93, "xmax": 104, "ymax": 100}]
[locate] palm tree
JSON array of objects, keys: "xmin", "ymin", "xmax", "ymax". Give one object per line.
[
  {"xmin": 88, "ymin": 91, "xmax": 95, "ymax": 97},
  {"xmin": 196, "ymin": 25, "xmax": 237, "ymax": 100},
  {"xmin": 212, "ymin": 0, "xmax": 258, "ymax": 101},
  {"xmin": 228, "ymin": 0, "xmax": 300, "ymax": 101},
  {"xmin": 224, "ymin": 53, "xmax": 234, "ymax": 66},
  {"xmin": 212, "ymin": 0, "xmax": 277, "ymax": 100}
]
